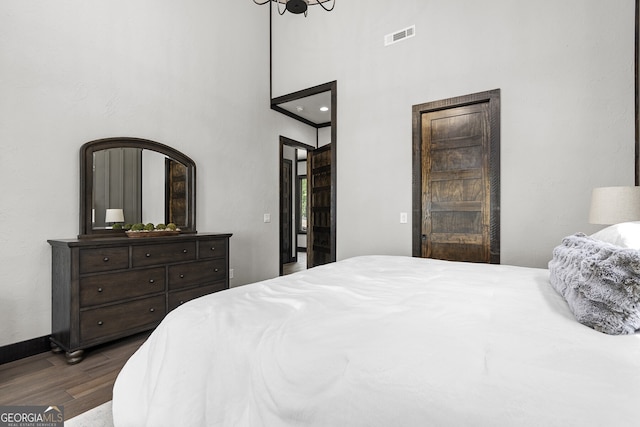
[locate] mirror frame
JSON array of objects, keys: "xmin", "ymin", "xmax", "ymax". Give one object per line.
[
  {"xmin": 633, "ymin": 0, "xmax": 640, "ymax": 185},
  {"xmin": 79, "ymin": 137, "xmax": 196, "ymax": 238}
]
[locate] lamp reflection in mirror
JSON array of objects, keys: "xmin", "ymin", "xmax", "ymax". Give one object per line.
[
  {"xmin": 253, "ymin": 0, "xmax": 335, "ymax": 16},
  {"xmin": 105, "ymin": 208, "xmax": 125, "ymax": 227},
  {"xmin": 589, "ymin": 186, "xmax": 640, "ymax": 225}
]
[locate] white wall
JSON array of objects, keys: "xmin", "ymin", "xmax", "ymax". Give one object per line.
[
  {"xmin": 0, "ymin": 0, "xmax": 313, "ymax": 347},
  {"xmin": 318, "ymin": 126, "xmax": 331, "ymax": 147},
  {"xmin": 272, "ymin": 0, "xmax": 635, "ymax": 268}
]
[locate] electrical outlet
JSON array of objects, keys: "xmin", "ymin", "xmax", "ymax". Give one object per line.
[
  {"xmin": 229, "ymin": 269, "xmax": 234, "ymax": 279},
  {"xmin": 400, "ymin": 212, "xmax": 408, "ymax": 224},
  {"xmin": 263, "ymin": 213, "xmax": 271, "ymax": 223}
]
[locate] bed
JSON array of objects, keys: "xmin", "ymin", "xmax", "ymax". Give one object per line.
[{"xmin": 113, "ymin": 251, "xmax": 640, "ymax": 426}]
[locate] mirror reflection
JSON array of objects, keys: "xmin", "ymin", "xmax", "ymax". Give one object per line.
[{"xmin": 91, "ymin": 148, "xmax": 188, "ymax": 230}]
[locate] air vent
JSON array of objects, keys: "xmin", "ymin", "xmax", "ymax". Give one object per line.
[{"xmin": 384, "ymin": 25, "xmax": 415, "ymax": 47}]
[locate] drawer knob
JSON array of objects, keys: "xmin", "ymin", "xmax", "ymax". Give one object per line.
[
  {"xmin": 97, "ymin": 321, "xmax": 104, "ymax": 326},
  {"xmin": 149, "ymin": 308, "xmax": 155, "ymax": 313},
  {"xmin": 179, "ymin": 274, "xmax": 185, "ymax": 279},
  {"xmin": 97, "ymin": 287, "xmax": 103, "ymax": 293},
  {"xmin": 214, "ymin": 268, "xmax": 219, "ymax": 272},
  {"xmin": 149, "ymin": 279, "xmax": 155, "ymax": 284},
  {"xmin": 145, "ymin": 253, "xmax": 151, "ymax": 258},
  {"xmin": 210, "ymin": 247, "xmax": 216, "ymax": 251},
  {"xmin": 103, "ymin": 257, "xmax": 109, "ymax": 262},
  {"xmin": 182, "ymin": 249, "xmax": 188, "ymax": 254}
]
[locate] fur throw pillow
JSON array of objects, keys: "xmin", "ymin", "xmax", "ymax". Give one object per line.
[{"xmin": 548, "ymin": 233, "xmax": 640, "ymax": 335}]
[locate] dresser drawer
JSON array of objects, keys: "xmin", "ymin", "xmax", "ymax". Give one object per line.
[
  {"xmin": 198, "ymin": 238, "xmax": 227, "ymax": 259},
  {"xmin": 168, "ymin": 259, "xmax": 226, "ymax": 290},
  {"xmin": 79, "ymin": 247, "xmax": 129, "ymax": 274},
  {"xmin": 80, "ymin": 295, "xmax": 165, "ymax": 342},
  {"xmin": 168, "ymin": 281, "xmax": 228, "ymax": 311},
  {"xmin": 131, "ymin": 241, "xmax": 197, "ymax": 267},
  {"xmin": 79, "ymin": 267, "xmax": 165, "ymax": 307}
]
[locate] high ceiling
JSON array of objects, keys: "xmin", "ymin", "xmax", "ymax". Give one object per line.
[{"xmin": 275, "ymin": 91, "xmax": 331, "ymax": 125}]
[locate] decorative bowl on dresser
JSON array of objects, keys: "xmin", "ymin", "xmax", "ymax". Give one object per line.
[
  {"xmin": 48, "ymin": 233, "xmax": 231, "ymax": 364},
  {"xmin": 49, "ymin": 137, "xmax": 232, "ymax": 363}
]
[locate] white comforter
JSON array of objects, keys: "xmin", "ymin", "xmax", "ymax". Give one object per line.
[{"xmin": 113, "ymin": 256, "xmax": 640, "ymax": 427}]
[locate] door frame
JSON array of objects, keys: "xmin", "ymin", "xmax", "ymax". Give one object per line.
[
  {"xmin": 412, "ymin": 89, "xmax": 501, "ymax": 262},
  {"xmin": 633, "ymin": 0, "xmax": 640, "ymax": 185},
  {"xmin": 280, "ymin": 157, "xmax": 294, "ymax": 265},
  {"xmin": 279, "ymin": 136, "xmax": 316, "ymax": 275}
]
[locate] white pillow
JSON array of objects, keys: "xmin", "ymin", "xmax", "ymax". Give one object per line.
[{"xmin": 590, "ymin": 221, "xmax": 640, "ymax": 249}]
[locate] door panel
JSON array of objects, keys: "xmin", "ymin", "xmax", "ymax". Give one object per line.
[
  {"xmin": 307, "ymin": 144, "xmax": 332, "ymax": 268},
  {"xmin": 421, "ymin": 103, "xmax": 492, "ymax": 263}
]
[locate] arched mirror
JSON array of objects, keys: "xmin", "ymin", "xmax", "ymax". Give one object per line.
[{"xmin": 79, "ymin": 137, "xmax": 196, "ymax": 238}]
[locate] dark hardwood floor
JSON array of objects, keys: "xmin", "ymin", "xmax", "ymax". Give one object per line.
[{"xmin": 0, "ymin": 332, "xmax": 149, "ymax": 420}]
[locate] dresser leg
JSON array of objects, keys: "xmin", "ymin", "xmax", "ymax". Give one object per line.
[
  {"xmin": 50, "ymin": 341, "xmax": 63, "ymax": 354},
  {"xmin": 65, "ymin": 349, "xmax": 85, "ymax": 364}
]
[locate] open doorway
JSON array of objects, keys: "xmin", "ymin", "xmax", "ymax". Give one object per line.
[
  {"xmin": 280, "ymin": 137, "xmax": 315, "ymax": 275},
  {"xmin": 274, "ymin": 81, "xmax": 337, "ymax": 275}
]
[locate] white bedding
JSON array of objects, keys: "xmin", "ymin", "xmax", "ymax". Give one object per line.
[{"xmin": 113, "ymin": 256, "xmax": 640, "ymax": 426}]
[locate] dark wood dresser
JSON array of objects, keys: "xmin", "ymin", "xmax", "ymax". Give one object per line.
[{"xmin": 48, "ymin": 232, "xmax": 231, "ymax": 363}]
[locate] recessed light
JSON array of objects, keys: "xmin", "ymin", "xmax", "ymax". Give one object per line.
[{"xmin": 320, "ymin": 106, "xmax": 329, "ymax": 112}]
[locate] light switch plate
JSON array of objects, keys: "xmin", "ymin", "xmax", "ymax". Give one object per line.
[{"xmin": 264, "ymin": 213, "xmax": 271, "ymax": 223}]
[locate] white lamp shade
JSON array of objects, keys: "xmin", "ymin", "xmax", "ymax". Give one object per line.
[
  {"xmin": 105, "ymin": 208, "xmax": 125, "ymax": 223},
  {"xmin": 589, "ymin": 186, "xmax": 640, "ymax": 225}
]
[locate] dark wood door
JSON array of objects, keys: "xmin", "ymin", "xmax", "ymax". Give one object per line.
[
  {"xmin": 307, "ymin": 144, "xmax": 332, "ymax": 268},
  {"xmin": 413, "ymin": 90, "xmax": 500, "ymax": 263},
  {"xmin": 280, "ymin": 158, "xmax": 293, "ymax": 265}
]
